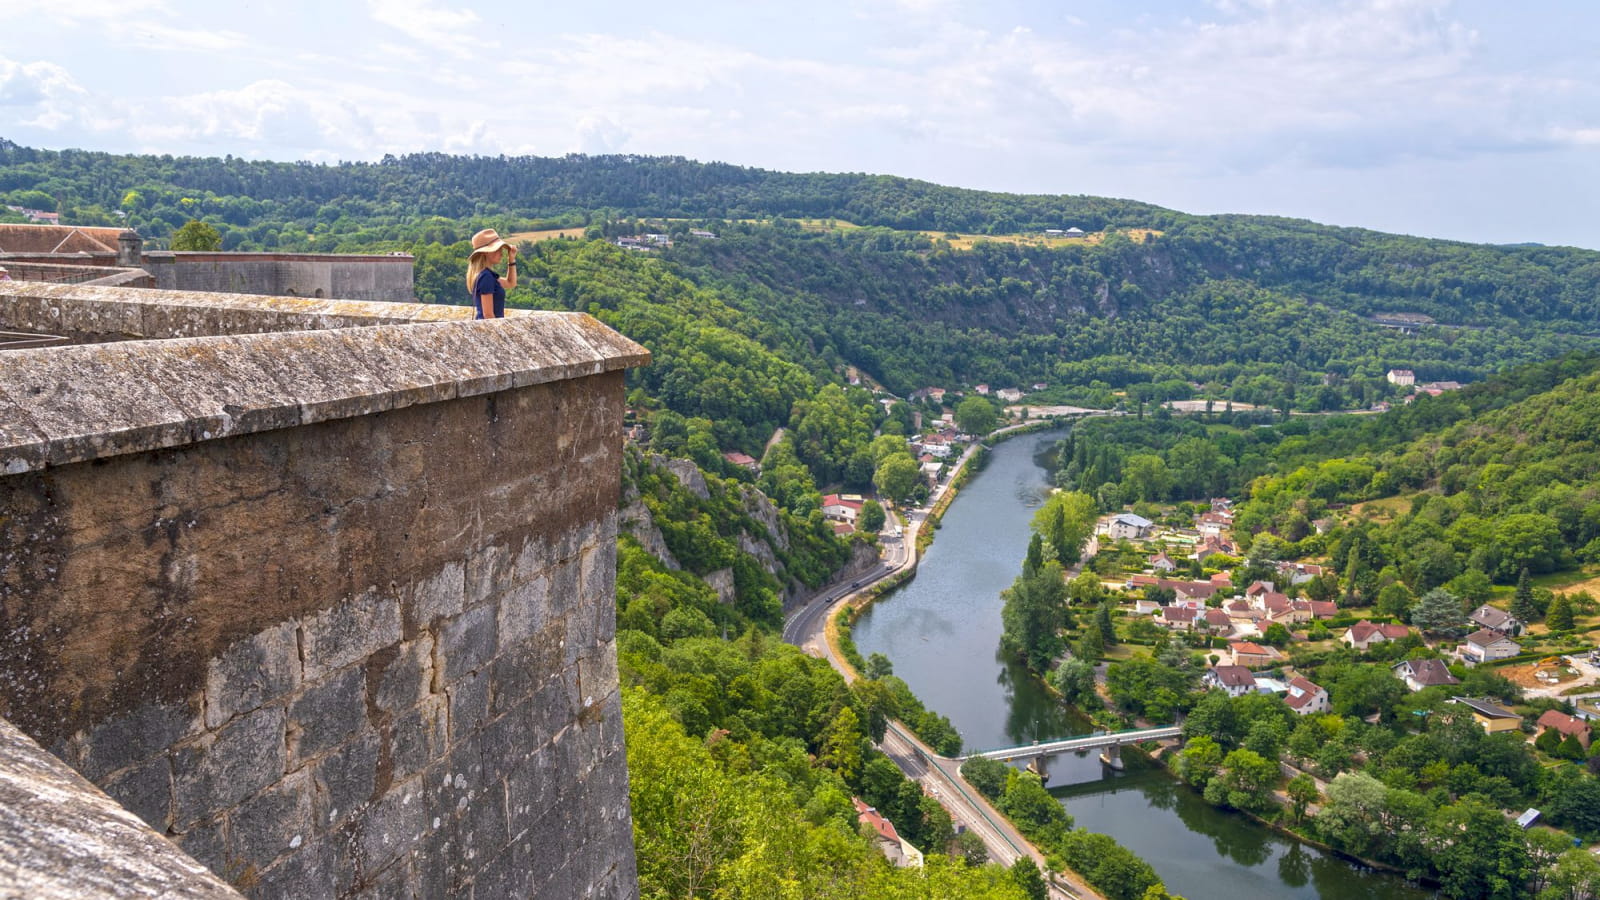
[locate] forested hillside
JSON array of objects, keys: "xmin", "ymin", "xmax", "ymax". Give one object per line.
[{"xmin": 7, "ymin": 139, "xmax": 1597, "ymax": 411}]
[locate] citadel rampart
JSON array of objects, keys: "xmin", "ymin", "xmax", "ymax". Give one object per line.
[{"xmin": 0, "ymin": 282, "xmax": 647, "ymax": 898}]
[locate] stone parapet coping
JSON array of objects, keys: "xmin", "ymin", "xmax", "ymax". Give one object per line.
[
  {"xmin": 0, "ymin": 284, "xmax": 649, "ymax": 474},
  {"xmin": 0, "ymin": 716, "xmax": 241, "ymax": 899},
  {"xmin": 0, "ymin": 281, "xmax": 514, "ymax": 339}
]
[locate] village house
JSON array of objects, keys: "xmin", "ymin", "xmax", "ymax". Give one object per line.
[
  {"xmin": 996, "ymin": 387, "xmax": 1023, "ymax": 402},
  {"xmin": 1150, "ymin": 550, "xmax": 1178, "ymax": 573},
  {"xmin": 1156, "ymin": 606, "xmax": 1199, "ymax": 631},
  {"xmin": 1201, "ymin": 609, "xmax": 1234, "ymax": 636},
  {"xmin": 1276, "ymin": 561, "xmax": 1326, "ymax": 585},
  {"xmin": 1469, "ymin": 604, "xmax": 1521, "ymax": 635},
  {"xmin": 1393, "ymin": 658, "xmax": 1461, "ymax": 692},
  {"xmin": 1459, "ymin": 628, "xmax": 1521, "ymax": 664},
  {"xmin": 1132, "ymin": 597, "xmax": 1163, "ymax": 616},
  {"xmin": 1106, "ymin": 512, "xmax": 1155, "ymax": 540},
  {"xmin": 1452, "ymin": 697, "xmax": 1522, "ymax": 735},
  {"xmin": 853, "ymin": 799, "xmax": 924, "ymax": 868},
  {"xmin": 822, "ymin": 493, "xmax": 865, "ymax": 523},
  {"xmin": 973, "ymin": 384, "xmax": 990, "ymax": 395},
  {"xmin": 1225, "ymin": 599, "xmax": 1264, "ymax": 625},
  {"xmin": 1204, "ymin": 665, "xmax": 1257, "ymax": 697},
  {"xmin": 1230, "ymin": 641, "xmax": 1281, "ymax": 668},
  {"xmin": 1386, "ymin": 369, "xmax": 1416, "ymax": 386},
  {"xmin": 1196, "ymin": 512, "xmax": 1232, "ymax": 537},
  {"xmin": 1283, "ymin": 676, "xmax": 1330, "ymax": 715},
  {"xmin": 1342, "ymin": 621, "xmax": 1411, "ymax": 651},
  {"xmin": 722, "ymin": 451, "xmax": 759, "ymax": 471},
  {"xmin": 1536, "ymin": 710, "xmax": 1592, "ymax": 751},
  {"xmin": 1197, "ymin": 535, "xmax": 1237, "ymax": 558}
]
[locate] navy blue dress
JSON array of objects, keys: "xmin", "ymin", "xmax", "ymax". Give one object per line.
[{"xmin": 471, "ymin": 268, "xmax": 504, "ymax": 319}]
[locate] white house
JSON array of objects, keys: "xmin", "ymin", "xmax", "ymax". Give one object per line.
[
  {"xmin": 1460, "ymin": 629, "xmax": 1521, "ymax": 664},
  {"xmin": 822, "ymin": 494, "xmax": 864, "ymax": 523},
  {"xmin": 1283, "ymin": 677, "xmax": 1329, "ymax": 715},
  {"xmin": 1204, "ymin": 665, "xmax": 1256, "ymax": 697},
  {"xmin": 1106, "ymin": 513, "xmax": 1155, "ymax": 540},
  {"xmin": 1387, "ymin": 369, "xmax": 1416, "ymax": 386}
]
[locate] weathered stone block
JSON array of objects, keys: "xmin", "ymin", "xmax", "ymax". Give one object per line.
[
  {"xmin": 436, "ymin": 603, "xmax": 497, "ymax": 685},
  {"xmin": 101, "ymin": 752, "xmax": 173, "ymax": 832},
  {"xmin": 288, "ymin": 666, "xmax": 367, "ymax": 764},
  {"xmin": 447, "ymin": 668, "xmax": 491, "ymax": 745},
  {"xmin": 205, "ymin": 619, "xmax": 300, "ymax": 730},
  {"xmin": 463, "ymin": 542, "xmax": 510, "ymax": 610},
  {"xmin": 388, "ymin": 696, "xmax": 446, "ymax": 783},
  {"xmin": 175, "ymin": 815, "xmax": 230, "ymax": 881},
  {"xmin": 301, "ymin": 591, "xmax": 401, "ymax": 681},
  {"xmin": 312, "ymin": 730, "xmax": 379, "ymax": 833},
  {"xmin": 489, "ymin": 621, "xmax": 565, "ymax": 712},
  {"xmin": 173, "ymin": 707, "xmax": 286, "ymax": 828},
  {"xmin": 503, "ymin": 743, "xmax": 559, "ymax": 825},
  {"xmin": 373, "ymin": 636, "xmax": 435, "ymax": 716},
  {"xmin": 350, "ymin": 775, "xmax": 430, "ymax": 877},
  {"xmin": 546, "ymin": 553, "xmax": 582, "ymax": 620},
  {"xmin": 527, "ymin": 669, "xmax": 580, "ymax": 751},
  {"xmin": 468, "ymin": 829, "xmax": 536, "ymax": 900},
  {"xmin": 456, "ymin": 778, "xmax": 508, "ymax": 865},
  {"xmin": 229, "ymin": 769, "xmax": 312, "ymax": 873},
  {"xmin": 404, "ymin": 563, "xmax": 464, "ymax": 631},
  {"xmin": 252, "ymin": 836, "xmax": 345, "ymax": 900},
  {"xmin": 495, "ymin": 572, "xmax": 549, "ymax": 654},
  {"xmin": 74, "ymin": 699, "xmax": 201, "ymax": 781},
  {"xmin": 576, "ymin": 643, "xmax": 618, "ymax": 712}
]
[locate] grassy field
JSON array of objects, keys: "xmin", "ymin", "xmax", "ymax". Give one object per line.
[
  {"xmin": 506, "ymin": 226, "xmax": 588, "ymax": 242},
  {"xmin": 777, "ymin": 218, "xmax": 1164, "ymax": 251}
]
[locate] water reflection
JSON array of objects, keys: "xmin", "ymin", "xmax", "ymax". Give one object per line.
[{"xmin": 1058, "ymin": 769, "xmax": 1431, "ymax": 900}]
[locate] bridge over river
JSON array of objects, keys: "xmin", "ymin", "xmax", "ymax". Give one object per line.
[{"xmin": 968, "ymin": 725, "xmax": 1184, "ymax": 775}]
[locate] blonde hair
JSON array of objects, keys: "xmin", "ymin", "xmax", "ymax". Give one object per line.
[{"xmin": 465, "ymin": 249, "xmax": 499, "ymax": 294}]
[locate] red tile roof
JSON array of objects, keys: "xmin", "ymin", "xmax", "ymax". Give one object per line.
[{"xmin": 1538, "ymin": 710, "xmax": 1590, "ymax": 738}]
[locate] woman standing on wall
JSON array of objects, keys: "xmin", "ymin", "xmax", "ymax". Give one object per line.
[{"xmin": 465, "ymin": 228, "xmax": 517, "ymax": 319}]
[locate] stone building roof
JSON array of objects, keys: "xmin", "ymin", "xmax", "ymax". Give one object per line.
[{"xmin": 0, "ymin": 223, "xmax": 125, "ymax": 255}]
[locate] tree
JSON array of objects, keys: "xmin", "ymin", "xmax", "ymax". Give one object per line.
[
  {"xmin": 1032, "ymin": 491, "xmax": 1098, "ymax": 564},
  {"xmin": 864, "ymin": 652, "xmax": 895, "ymax": 680},
  {"xmin": 1001, "ymin": 560, "xmax": 1069, "ymax": 670},
  {"xmin": 1049, "ymin": 657, "xmax": 1098, "ymax": 707},
  {"xmin": 1261, "ymin": 622, "xmax": 1291, "ymax": 647},
  {"xmin": 953, "ymin": 830, "xmax": 988, "ymax": 866},
  {"xmin": 1095, "ymin": 602, "xmax": 1118, "ymax": 645},
  {"xmin": 960, "ymin": 756, "xmax": 1009, "ymax": 800},
  {"xmin": 1512, "ymin": 568, "xmax": 1541, "ymax": 624},
  {"xmin": 858, "ymin": 499, "xmax": 886, "ymax": 534},
  {"xmin": 874, "ymin": 454, "xmax": 922, "ymax": 503},
  {"xmin": 1009, "ymin": 858, "xmax": 1048, "ymax": 900},
  {"xmin": 1409, "ymin": 587, "xmax": 1466, "ymax": 636},
  {"xmin": 955, "ymin": 396, "xmax": 999, "ymax": 436},
  {"xmin": 1204, "ymin": 748, "xmax": 1278, "ymax": 812},
  {"xmin": 1549, "ymin": 593, "xmax": 1577, "ymax": 631},
  {"xmin": 1540, "ymin": 847, "xmax": 1600, "ymax": 900},
  {"xmin": 1426, "ymin": 795, "xmax": 1531, "ymax": 900},
  {"xmin": 171, "ymin": 218, "xmax": 222, "ymax": 250},
  {"xmin": 1286, "ymin": 773, "xmax": 1318, "ymax": 822}
]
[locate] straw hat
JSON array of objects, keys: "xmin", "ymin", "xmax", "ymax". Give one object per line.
[{"xmin": 469, "ymin": 228, "xmax": 511, "ymax": 257}]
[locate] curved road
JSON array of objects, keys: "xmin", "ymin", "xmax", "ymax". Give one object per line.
[{"xmin": 780, "ymin": 427, "xmax": 1101, "ymax": 900}]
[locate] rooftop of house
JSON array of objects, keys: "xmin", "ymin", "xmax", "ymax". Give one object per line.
[
  {"xmin": 1452, "ymin": 697, "xmax": 1520, "ymax": 720},
  {"xmin": 1537, "ymin": 710, "xmax": 1590, "ymax": 737},
  {"xmin": 1395, "ymin": 658, "xmax": 1460, "ymax": 686},
  {"xmin": 1208, "ymin": 665, "xmax": 1255, "ymax": 688},
  {"xmin": 1465, "ymin": 628, "xmax": 1518, "ymax": 647}
]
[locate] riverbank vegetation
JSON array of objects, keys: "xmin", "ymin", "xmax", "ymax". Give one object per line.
[{"xmin": 1009, "ymin": 357, "xmax": 1600, "ymax": 898}]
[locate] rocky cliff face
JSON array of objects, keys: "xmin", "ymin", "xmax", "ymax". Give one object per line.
[{"xmin": 619, "ymin": 451, "xmax": 869, "ymax": 613}]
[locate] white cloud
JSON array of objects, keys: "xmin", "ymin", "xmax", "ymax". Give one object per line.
[
  {"xmin": 366, "ymin": 0, "xmax": 483, "ymax": 57},
  {"xmin": 0, "ymin": 57, "xmax": 96, "ymax": 130},
  {"xmin": 115, "ymin": 21, "xmax": 248, "ymax": 52}
]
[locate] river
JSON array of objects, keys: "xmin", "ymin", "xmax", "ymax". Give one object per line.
[{"xmin": 851, "ymin": 427, "xmax": 1429, "ymax": 900}]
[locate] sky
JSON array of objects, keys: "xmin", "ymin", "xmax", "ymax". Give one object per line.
[{"xmin": 3, "ymin": 0, "xmax": 1598, "ymax": 248}]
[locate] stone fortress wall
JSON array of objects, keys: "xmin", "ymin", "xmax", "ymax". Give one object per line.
[{"xmin": 0, "ymin": 282, "xmax": 648, "ymax": 898}]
